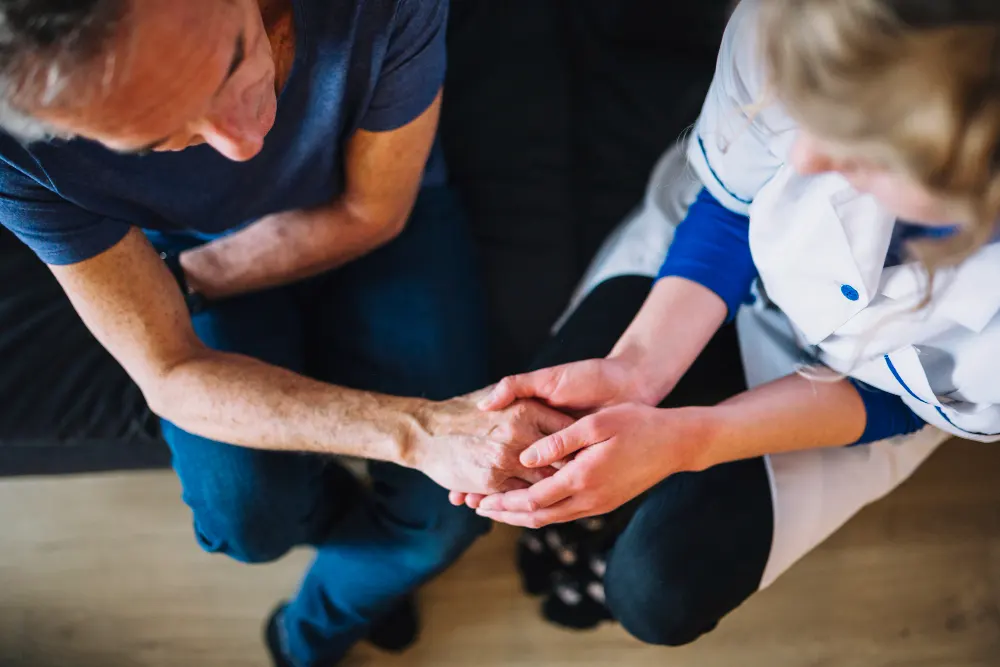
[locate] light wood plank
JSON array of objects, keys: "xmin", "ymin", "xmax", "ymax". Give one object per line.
[{"xmin": 0, "ymin": 441, "xmax": 998, "ymax": 667}]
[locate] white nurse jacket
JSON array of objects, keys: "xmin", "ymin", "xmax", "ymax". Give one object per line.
[{"xmin": 561, "ymin": 0, "xmax": 999, "ymax": 588}]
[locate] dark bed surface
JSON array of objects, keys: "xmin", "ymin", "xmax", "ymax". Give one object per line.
[{"xmin": 0, "ymin": 0, "xmax": 729, "ymax": 477}]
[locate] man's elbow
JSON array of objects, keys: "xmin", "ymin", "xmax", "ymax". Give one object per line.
[
  {"xmin": 135, "ymin": 350, "xmax": 207, "ymax": 424},
  {"xmin": 140, "ymin": 369, "xmax": 184, "ymax": 422},
  {"xmin": 341, "ymin": 196, "xmax": 413, "ymax": 248},
  {"xmin": 359, "ymin": 207, "xmax": 410, "ymax": 247}
]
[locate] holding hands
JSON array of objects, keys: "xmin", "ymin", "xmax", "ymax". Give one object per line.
[
  {"xmin": 411, "ymin": 389, "xmax": 575, "ymax": 497},
  {"xmin": 442, "ymin": 279, "xmax": 735, "ymax": 525},
  {"xmin": 481, "ymin": 358, "xmax": 649, "ymax": 415},
  {"xmin": 448, "ymin": 359, "xmax": 706, "ymax": 528}
]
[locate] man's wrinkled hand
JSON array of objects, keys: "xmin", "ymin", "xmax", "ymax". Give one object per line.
[{"xmin": 410, "ymin": 392, "xmax": 575, "ymax": 498}]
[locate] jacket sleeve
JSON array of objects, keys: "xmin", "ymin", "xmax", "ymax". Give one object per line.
[
  {"xmin": 848, "ymin": 379, "xmax": 927, "ymax": 445},
  {"xmin": 657, "ymin": 189, "xmax": 756, "ymax": 322}
]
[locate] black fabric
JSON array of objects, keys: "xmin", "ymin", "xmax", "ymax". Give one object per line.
[
  {"xmin": 0, "ymin": 229, "xmax": 166, "ymax": 475},
  {"xmin": 365, "ymin": 596, "xmax": 420, "ymax": 653},
  {"xmin": 0, "ymin": 0, "xmax": 730, "ymax": 476},
  {"xmin": 517, "ymin": 276, "xmax": 770, "ymax": 643},
  {"xmin": 443, "ymin": 0, "xmax": 728, "ymax": 376},
  {"xmin": 535, "ymin": 276, "xmax": 748, "ymax": 405}
]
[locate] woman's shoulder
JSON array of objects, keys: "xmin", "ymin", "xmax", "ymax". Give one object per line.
[{"xmin": 687, "ymin": 0, "xmax": 797, "ymax": 214}]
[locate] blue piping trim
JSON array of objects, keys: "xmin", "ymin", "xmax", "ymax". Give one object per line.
[
  {"xmin": 884, "ymin": 354, "xmax": 928, "ymax": 404},
  {"xmin": 885, "ymin": 354, "xmax": 999, "ymax": 436},
  {"xmin": 933, "ymin": 407, "xmax": 999, "ymax": 437},
  {"xmin": 696, "ymin": 135, "xmax": 754, "ymax": 206}
]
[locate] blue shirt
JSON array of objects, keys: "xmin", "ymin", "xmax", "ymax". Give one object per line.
[{"xmin": 0, "ymin": 0, "xmax": 448, "ymax": 266}]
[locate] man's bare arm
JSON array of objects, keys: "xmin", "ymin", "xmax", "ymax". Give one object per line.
[
  {"xmin": 52, "ymin": 227, "xmax": 424, "ymax": 459},
  {"xmin": 179, "ymin": 92, "xmax": 442, "ymax": 300},
  {"xmin": 49, "ymin": 230, "xmax": 572, "ymax": 494}
]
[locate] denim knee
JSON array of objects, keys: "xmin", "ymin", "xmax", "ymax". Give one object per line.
[
  {"xmin": 396, "ymin": 504, "xmax": 490, "ymax": 577},
  {"xmin": 191, "ymin": 501, "xmax": 304, "ymax": 565}
]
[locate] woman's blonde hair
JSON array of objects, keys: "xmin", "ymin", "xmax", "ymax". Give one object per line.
[{"xmin": 759, "ymin": 0, "xmax": 1000, "ymax": 283}]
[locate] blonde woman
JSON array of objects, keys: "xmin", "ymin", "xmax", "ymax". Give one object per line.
[{"xmin": 453, "ymin": 0, "xmax": 1000, "ymax": 644}]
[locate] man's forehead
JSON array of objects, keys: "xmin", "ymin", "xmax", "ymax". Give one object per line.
[
  {"xmin": 35, "ymin": 0, "xmax": 242, "ymax": 141},
  {"xmin": 122, "ymin": 0, "xmax": 238, "ymax": 37}
]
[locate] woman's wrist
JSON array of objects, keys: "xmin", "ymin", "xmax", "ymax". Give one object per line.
[
  {"xmin": 606, "ymin": 346, "xmax": 681, "ymax": 406},
  {"xmin": 663, "ymin": 405, "xmax": 724, "ymax": 474}
]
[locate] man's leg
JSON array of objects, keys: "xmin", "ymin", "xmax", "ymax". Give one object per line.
[
  {"xmin": 157, "ymin": 276, "xmax": 357, "ymax": 567},
  {"xmin": 281, "ymin": 185, "xmax": 491, "ymax": 666}
]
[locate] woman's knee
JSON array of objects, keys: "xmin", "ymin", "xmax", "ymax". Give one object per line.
[
  {"xmin": 603, "ymin": 460, "xmax": 774, "ymax": 646},
  {"xmin": 604, "ymin": 557, "xmax": 722, "ymax": 646}
]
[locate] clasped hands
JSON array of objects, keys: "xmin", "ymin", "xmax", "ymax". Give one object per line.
[{"xmin": 431, "ymin": 358, "xmax": 705, "ymax": 529}]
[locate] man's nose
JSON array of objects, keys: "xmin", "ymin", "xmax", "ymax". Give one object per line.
[
  {"xmin": 195, "ymin": 109, "xmax": 266, "ymax": 163},
  {"xmin": 790, "ymin": 135, "xmax": 836, "ymax": 176}
]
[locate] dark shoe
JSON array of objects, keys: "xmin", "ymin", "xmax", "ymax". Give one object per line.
[
  {"xmin": 541, "ymin": 569, "xmax": 613, "ymax": 631},
  {"xmin": 367, "ymin": 596, "xmax": 420, "ymax": 653},
  {"xmin": 517, "ymin": 530, "xmax": 561, "ymax": 596},
  {"xmin": 265, "ymin": 596, "xmax": 419, "ymax": 666},
  {"xmin": 265, "ymin": 604, "xmax": 295, "ymax": 667}
]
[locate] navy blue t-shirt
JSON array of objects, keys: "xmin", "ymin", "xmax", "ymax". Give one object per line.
[{"xmin": 0, "ymin": 0, "xmax": 448, "ymax": 266}]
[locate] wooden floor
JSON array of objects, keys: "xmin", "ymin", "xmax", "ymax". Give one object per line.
[{"xmin": 0, "ymin": 442, "xmax": 998, "ymax": 667}]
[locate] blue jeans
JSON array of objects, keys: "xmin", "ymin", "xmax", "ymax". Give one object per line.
[{"xmin": 153, "ymin": 186, "xmax": 491, "ymax": 666}]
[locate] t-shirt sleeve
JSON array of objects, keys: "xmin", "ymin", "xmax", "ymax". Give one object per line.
[
  {"xmin": 0, "ymin": 160, "xmax": 129, "ymax": 265},
  {"xmin": 360, "ymin": 0, "xmax": 448, "ymax": 133}
]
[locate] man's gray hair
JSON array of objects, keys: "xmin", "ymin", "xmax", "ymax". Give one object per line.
[{"xmin": 0, "ymin": 0, "xmax": 126, "ymax": 142}]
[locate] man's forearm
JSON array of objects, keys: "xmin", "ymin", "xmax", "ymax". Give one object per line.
[
  {"xmin": 684, "ymin": 373, "xmax": 868, "ymax": 472},
  {"xmin": 180, "ymin": 201, "xmax": 406, "ymax": 300},
  {"xmin": 179, "ymin": 93, "xmax": 442, "ymax": 301},
  {"xmin": 608, "ymin": 277, "xmax": 727, "ymax": 405},
  {"xmin": 148, "ymin": 348, "xmax": 424, "ymax": 463}
]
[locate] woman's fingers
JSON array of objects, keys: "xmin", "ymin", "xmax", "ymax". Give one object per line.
[
  {"xmin": 513, "ymin": 465, "xmax": 558, "ymax": 485},
  {"xmin": 451, "ymin": 477, "xmax": 529, "ymax": 508},
  {"xmin": 477, "ymin": 498, "xmax": 583, "ymax": 529},
  {"xmin": 531, "ymin": 402, "xmax": 576, "ymax": 436},
  {"xmin": 477, "ymin": 472, "xmax": 574, "ymax": 513},
  {"xmin": 520, "ymin": 418, "xmax": 601, "ymax": 468},
  {"xmin": 478, "ymin": 368, "xmax": 561, "ymax": 411},
  {"xmin": 464, "ymin": 493, "xmax": 486, "ymax": 509},
  {"xmin": 498, "ymin": 478, "xmax": 532, "ymax": 493}
]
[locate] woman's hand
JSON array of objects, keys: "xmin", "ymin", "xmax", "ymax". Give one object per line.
[
  {"xmin": 471, "ymin": 403, "xmax": 711, "ymax": 527},
  {"xmin": 449, "ymin": 359, "xmax": 652, "ymax": 508},
  {"xmin": 478, "ymin": 357, "xmax": 654, "ymax": 414}
]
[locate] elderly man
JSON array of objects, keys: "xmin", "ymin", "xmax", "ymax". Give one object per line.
[{"xmin": 0, "ymin": 1, "xmax": 570, "ymax": 665}]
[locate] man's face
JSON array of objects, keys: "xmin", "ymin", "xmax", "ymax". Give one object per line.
[{"xmin": 35, "ymin": 0, "xmax": 278, "ymax": 162}]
